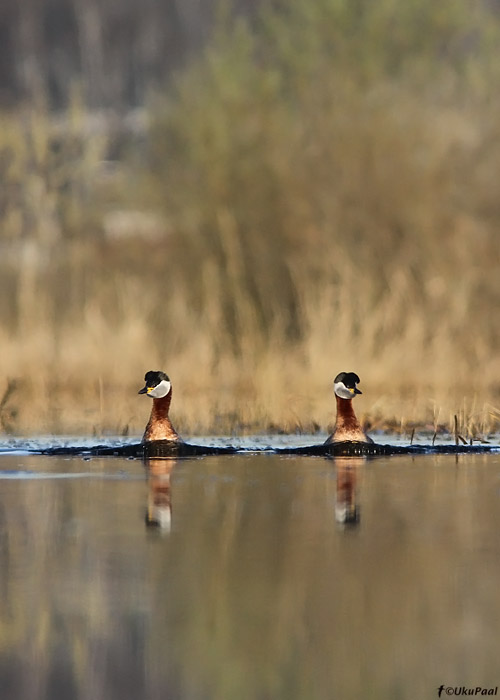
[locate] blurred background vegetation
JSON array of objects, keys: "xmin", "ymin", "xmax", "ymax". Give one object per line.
[{"xmin": 1, "ymin": 0, "xmax": 500, "ymax": 437}]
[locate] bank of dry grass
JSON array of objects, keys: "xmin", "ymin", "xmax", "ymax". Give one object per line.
[{"xmin": 0, "ymin": 0, "xmax": 500, "ymax": 438}]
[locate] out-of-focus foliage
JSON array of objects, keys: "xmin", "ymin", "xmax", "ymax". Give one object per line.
[{"xmin": 1, "ymin": 0, "xmax": 500, "ymax": 435}]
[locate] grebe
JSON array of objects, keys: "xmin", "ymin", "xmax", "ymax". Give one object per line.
[
  {"xmin": 324, "ymin": 371, "xmax": 373, "ymax": 444},
  {"xmin": 139, "ymin": 370, "xmax": 181, "ymax": 443}
]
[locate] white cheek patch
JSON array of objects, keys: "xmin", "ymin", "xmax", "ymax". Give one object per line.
[
  {"xmin": 148, "ymin": 380, "xmax": 171, "ymax": 398},
  {"xmin": 334, "ymin": 381, "xmax": 355, "ymax": 400}
]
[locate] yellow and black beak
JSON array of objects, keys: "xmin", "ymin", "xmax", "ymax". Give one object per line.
[
  {"xmin": 352, "ymin": 387, "xmax": 362, "ymax": 395},
  {"xmin": 138, "ymin": 385, "xmax": 151, "ymax": 395}
]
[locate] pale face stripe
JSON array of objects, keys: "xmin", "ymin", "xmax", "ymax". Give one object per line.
[
  {"xmin": 334, "ymin": 381, "xmax": 355, "ymax": 400},
  {"xmin": 148, "ymin": 380, "xmax": 172, "ymax": 398}
]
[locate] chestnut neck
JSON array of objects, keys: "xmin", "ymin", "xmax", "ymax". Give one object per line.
[
  {"xmin": 325, "ymin": 393, "xmax": 372, "ymax": 444},
  {"xmin": 142, "ymin": 390, "xmax": 180, "ymax": 442},
  {"xmin": 335, "ymin": 395, "xmax": 362, "ymax": 431}
]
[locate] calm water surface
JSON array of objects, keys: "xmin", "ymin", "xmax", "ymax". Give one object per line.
[{"xmin": 0, "ymin": 447, "xmax": 499, "ymax": 700}]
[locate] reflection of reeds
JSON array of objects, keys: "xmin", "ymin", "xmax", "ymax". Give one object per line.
[
  {"xmin": 3, "ymin": 455, "xmax": 500, "ymax": 698},
  {"xmin": 3, "ymin": 452, "xmax": 500, "ymax": 697},
  {"xmin": 1, "ymin": 4, "xmax": 500, "ymax": 436}
]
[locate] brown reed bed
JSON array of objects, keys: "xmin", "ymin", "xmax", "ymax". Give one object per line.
[
  {"xmin": 1, "ymin": 1, "xmax": 500, "ymax": 438},
  {"xmin": 0, "ymin": 352, "xmax": 499, "ymax": 440}
]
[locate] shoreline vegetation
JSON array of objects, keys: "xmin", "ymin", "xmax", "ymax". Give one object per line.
[
  {"xmin": 0, "ymin": 375, "xmax": 499, "ymax": 442},
  {"xmin": 1, "ymin": 0, "xmax": 500, "ymax": 439}
]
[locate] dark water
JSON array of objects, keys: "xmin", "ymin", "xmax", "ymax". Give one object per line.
[{"xmin": 0, "ymin": 448, "xmax": 500, "ymax": 700}]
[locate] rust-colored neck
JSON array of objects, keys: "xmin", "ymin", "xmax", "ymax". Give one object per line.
[
  {"xmin": 335, "ymin": 395, "xmax": 361, "ymax": 431},
  {"xmin": 325, "ymin": 395, "xmax": 371, "ymax": 443},
  {"xmin": 142, "ymin": 390, "xmax": 180, "ymax": 442}
]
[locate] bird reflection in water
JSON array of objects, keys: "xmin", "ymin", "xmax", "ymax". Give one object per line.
[
  {"xmin": 335, "ymin": 457, "xmax": 363, "ymax": 528},
  {"xmin": 144, "ymin": 455, "xmax": 364, "ymax": 532},
  {"xmin": 144, "ymin": 459, "xmax": 176, "ymax": 532}
]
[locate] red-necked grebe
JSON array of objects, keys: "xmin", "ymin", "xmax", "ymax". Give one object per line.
[
  {"xmin": 138, "ymin": 370, "xmax": 181, "ymax": 443},
  {"xmin": 324, "ymin": 371, "xmax": 373, "ymax": 444}
]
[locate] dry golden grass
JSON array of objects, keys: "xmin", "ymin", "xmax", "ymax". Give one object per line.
[
  {"xmin": 1, "ymin": 2, "xmax": 500, "ymax": 439},
  {"xmin": 0, "ymin": 318, "xmax": 499, "ymax": 440}
]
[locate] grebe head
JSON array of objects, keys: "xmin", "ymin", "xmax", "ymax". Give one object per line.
[
  {"xmin": 333, "ymin": 371, "xmax": 362, "ymax": 400},
  {"xmin": 138, "ymin": 370, "xmax": 172, "ymax": 399}
]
